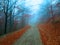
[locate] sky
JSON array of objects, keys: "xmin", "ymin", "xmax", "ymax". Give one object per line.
[{"xmin": 13, "ymin": 0, "xmax": 58, "ymax": 25}]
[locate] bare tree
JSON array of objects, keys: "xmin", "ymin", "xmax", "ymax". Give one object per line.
[{"xmin": 1, "ymin": 0, "xmax": 18, "ymax": 34}]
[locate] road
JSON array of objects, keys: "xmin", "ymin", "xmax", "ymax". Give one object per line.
[{"xmin": 13, "ymin": 25, "xmax": 43, "ymax": 45}]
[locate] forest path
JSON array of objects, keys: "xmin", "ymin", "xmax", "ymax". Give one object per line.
[{"xmin": 13, "ymin": 25, "xmax": 43, "ymax": 45}]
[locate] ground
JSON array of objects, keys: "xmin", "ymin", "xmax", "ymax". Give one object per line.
[{"xmin": 0, "ymin": 21, "xmax": 60, "ymax": 45}]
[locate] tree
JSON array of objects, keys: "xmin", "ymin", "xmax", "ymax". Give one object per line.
[{"xmin": 1, "ymin": 0, "xmax": 18, "ymax": 34}]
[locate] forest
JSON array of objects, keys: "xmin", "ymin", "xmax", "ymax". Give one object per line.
[
  {"xmin": 0, "ymin": 0, "xmax": 60, "ymax": 45},
  {"xmin": 0, "ymin": 0, "xmax": 60, "ymax": 35}
]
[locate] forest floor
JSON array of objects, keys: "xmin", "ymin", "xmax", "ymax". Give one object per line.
[
  {"xmin": 38, "ymin": 21, "xmax": 60, "ymax": 45},
  {"xmin": 0, "ymin": 19, "xmax": 60, "ymax": 45}
]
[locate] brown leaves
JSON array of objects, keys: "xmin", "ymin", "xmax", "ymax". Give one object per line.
[
  {"xmin": 38, "ymin": 22, "xmax": 60, "ymax": 45},
  {"xmin": 0, "ymin": 25, "xmax": 31, "ymax": 45}
]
